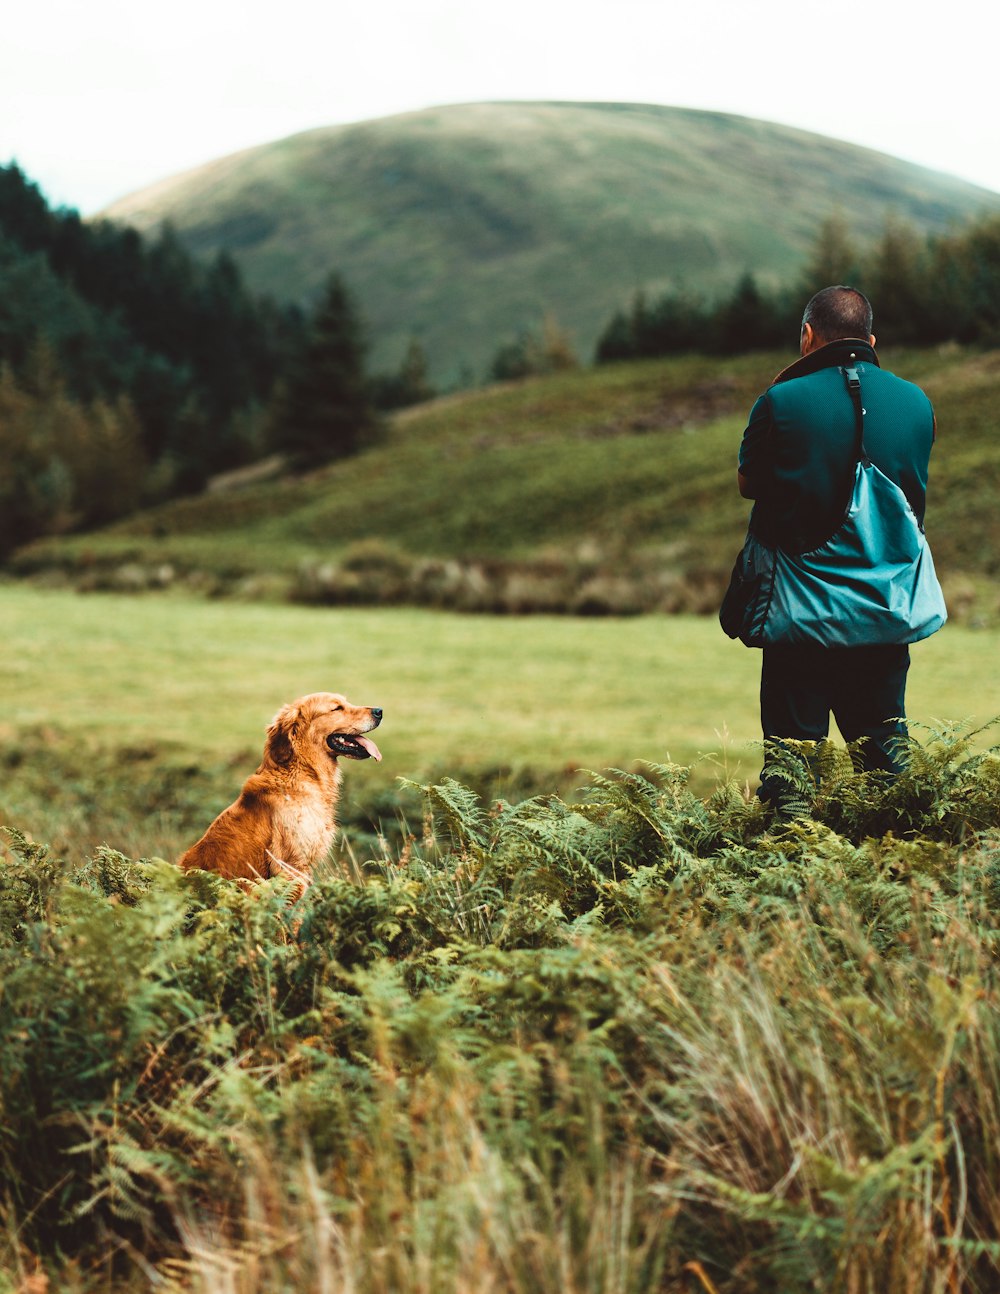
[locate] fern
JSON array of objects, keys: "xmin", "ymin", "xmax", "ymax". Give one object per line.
[
  {"xmin": 6, "ymin": 733, "xmax": 1000, "ymax": 1290},
  {"xmin": 0, "ymin": 825, "xmax": 67, "ymax": 935}
]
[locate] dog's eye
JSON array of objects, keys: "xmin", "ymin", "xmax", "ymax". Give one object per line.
[{"xmin": 330, "ymin": 705, "xmax": 343, "ymax": 712}]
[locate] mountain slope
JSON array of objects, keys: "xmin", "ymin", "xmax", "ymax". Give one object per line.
[{"xmin": 103, "ymin": 102, "xmax": 1000, "ymax": 382}]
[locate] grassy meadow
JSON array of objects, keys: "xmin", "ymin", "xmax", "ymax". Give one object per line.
[{"xmin": 2, "ymin": 584, "xmax": 998, "ymax": 865}]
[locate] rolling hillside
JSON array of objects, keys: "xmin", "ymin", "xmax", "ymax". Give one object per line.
[
  {"xmin": 15, "ymin": 345, "xmax": 1000, "ymax": 623},
  {"xmin": 101, "ymin": 102, "xmax": 1000, "ymax": 384}
]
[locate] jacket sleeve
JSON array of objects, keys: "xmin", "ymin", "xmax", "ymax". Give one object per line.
[{"xmin": 738, "ymin": 394, "xmax": 772, "ymax": 489}]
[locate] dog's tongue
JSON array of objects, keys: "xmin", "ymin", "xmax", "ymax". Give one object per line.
[{"xmin": 356, "ymin": 735, "xmax": 382, "ymax": 762}]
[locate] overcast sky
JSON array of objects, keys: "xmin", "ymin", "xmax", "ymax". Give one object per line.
[{"xmin": 3, "ymin": 0, "xmax": 996, "ymax": 216}]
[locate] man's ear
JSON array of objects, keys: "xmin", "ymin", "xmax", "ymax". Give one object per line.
[{"xmin": 265, "ymin": 704, "xmax": 299, "ymax": 766}]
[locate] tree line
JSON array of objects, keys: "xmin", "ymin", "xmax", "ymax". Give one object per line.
[
  {"xmin": 594, "ymin": 212, "xmax": 1000, "ymax": 362},
  {"xmin": 0, "ymin": 163, "xmax": 433, "ymax": 557}
]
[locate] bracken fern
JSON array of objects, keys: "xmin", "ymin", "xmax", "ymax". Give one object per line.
[{"xmin": 3, "ymin": 731, "xmax": 1000, "ymax": 1291}]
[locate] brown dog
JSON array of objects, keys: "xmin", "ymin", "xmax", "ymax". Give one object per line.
[{"xmin": 178, "ymin": 692, "xmax": 382, "ymax": 889}]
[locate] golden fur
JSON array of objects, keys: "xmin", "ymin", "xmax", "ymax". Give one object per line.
[{"xmin": 178, "ymin": 692, "xmax": 382, "ymax": 889}]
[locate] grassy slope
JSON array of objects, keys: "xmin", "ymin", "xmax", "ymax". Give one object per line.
[
  {"xmin": 101, "ymin": 102, "xmax": 1000, "ymax": 382},
  {"xmin": 16, "ymin": 351, "xmax": 768, "ymax": 575},
  {"xmin": 17, "ymin": 346, "xmax": 1000, "ymax": 617}
]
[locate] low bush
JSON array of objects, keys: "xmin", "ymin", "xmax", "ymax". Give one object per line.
[{"xmin": 292, "ymin": 541, "xmax": 730, "ymax": 617}]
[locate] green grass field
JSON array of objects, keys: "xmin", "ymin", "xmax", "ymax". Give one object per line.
[{"xmin": 2, "ymin": 585, "xmax": 997, "ymax": 862}]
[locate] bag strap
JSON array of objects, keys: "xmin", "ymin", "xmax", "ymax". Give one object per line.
[{"xmin": 842, "ymin": 363, "xmax": 869, "ymax": 465}]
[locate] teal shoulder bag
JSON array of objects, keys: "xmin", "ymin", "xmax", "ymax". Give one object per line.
[{"xmin": 720, "ymin": 365, "xmax": 947, "ymax": 648}]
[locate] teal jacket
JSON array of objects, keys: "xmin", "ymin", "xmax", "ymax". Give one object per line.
[{"xmin": 738, "ymin": 339, "xmax": 935, "ymax": 553}]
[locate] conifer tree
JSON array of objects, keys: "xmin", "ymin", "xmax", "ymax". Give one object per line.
[
  {"xmin": 269, "ymin": 273, "xmax": 378, "ymax": 466},
  {"xmin": 397, "ymin": 337, "xmax": 434, "ymax": 405},
  {"xmin": 594, "ymin": 307, "xmax": 635, "ymax": 362},
  {"xmin": 714, "ymin": 272, "xmax": 788, "ymax": 353},
  {"xmin": 796, "ymin": 213, "xmax": 860, "ymax": 296},
  {"xmin": 372, "ymin": 337, "xmax": 436, "ymax": 409},
  {"xmin": 863, "ymin": 218, "xmax": 931, "ymax": 344}
]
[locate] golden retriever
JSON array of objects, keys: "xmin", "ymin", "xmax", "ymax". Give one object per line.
[{"xmin": 178, "ymin": 692, "xmax": 382, "ymax": 890}]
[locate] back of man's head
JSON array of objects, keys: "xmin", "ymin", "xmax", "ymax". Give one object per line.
[{"xmin": 801, "ymin": 285, "xmax": 873, "ymax": 345}]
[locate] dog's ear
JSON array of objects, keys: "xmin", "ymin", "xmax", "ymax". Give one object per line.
[{"xmin": 264, "ymin": 703, "xmax": 299, "ymax": 766}]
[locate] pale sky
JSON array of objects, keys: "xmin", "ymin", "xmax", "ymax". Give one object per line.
[{"xmin": 2, "ymin": 0, "xmax": 997, "ymax": 216}]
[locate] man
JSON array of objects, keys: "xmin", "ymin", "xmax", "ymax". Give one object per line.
[{"xmin": 736, "ymin": 285, "xmax": 937, "ymax": 800}]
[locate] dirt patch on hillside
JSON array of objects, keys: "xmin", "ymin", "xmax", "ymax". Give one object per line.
[{"xmin": 583, "ymin": 376, "xmax": 745, "ymax": 439}]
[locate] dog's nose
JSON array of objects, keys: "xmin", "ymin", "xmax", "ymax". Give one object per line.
[{"xmin": 371, "ymin": 707, "xmax": 383, "ymax": 724}]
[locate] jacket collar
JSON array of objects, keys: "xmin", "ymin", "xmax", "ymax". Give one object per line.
[{"xmin": 771, "ymin": 337, "xmax": 879, "ymax": 386}]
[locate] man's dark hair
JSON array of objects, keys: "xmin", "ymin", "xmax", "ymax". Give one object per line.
[{"xmin": 801, "ymin": 285, "xmax": 873, "ymax": 343}]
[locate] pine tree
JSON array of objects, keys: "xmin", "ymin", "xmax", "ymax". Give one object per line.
[
  {"xmin": 372, "ymin": 337, "xmax": 436, "ymax": 410},
  {"xmin": 270, "ymin": 273, "xmax": 378, "ymax": 466},
  {"xmin": 863, "ymin": 218, "xmax": 932, "ymax": 344},
  {"xmin": 594, "ymin": 307, "xmax": 635, "ymax": 362},
  {"xmin": 714, "ymin": 273, "xmax": 789, "ymax": 353},
  {"xmin": 957, "ymin": 215, "xmax": 1000, "ymax": 344},
  {"xmin": 796, "ymin": 213, "xmax": 860, "ymax": 298}
]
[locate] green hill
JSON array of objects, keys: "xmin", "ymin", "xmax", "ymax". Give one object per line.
[
  {"xmin": 101, "ymin": 102, "xmax": 1000, "ymax": 384},
  {"xmin": 15, "ymin": 345, "xmax": 1000, "ymax": 623}
]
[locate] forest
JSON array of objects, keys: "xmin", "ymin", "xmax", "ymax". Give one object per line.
[
  {"xmin": 0, "ymin": 164, "xmax": 413, "ymax": 559},
  {"xmin": 594, "ymin": 214, "xmax": 1000, "ymax": 362}
]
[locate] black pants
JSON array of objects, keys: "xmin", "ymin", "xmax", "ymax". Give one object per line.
[{"xmin": 758, "ymin": 643, "xmax": 910, "ymax": 801}]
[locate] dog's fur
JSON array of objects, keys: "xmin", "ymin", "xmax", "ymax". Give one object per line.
[{"xmin": 178, "ymin": 692, "xmax": 382, "ymax": 889}]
